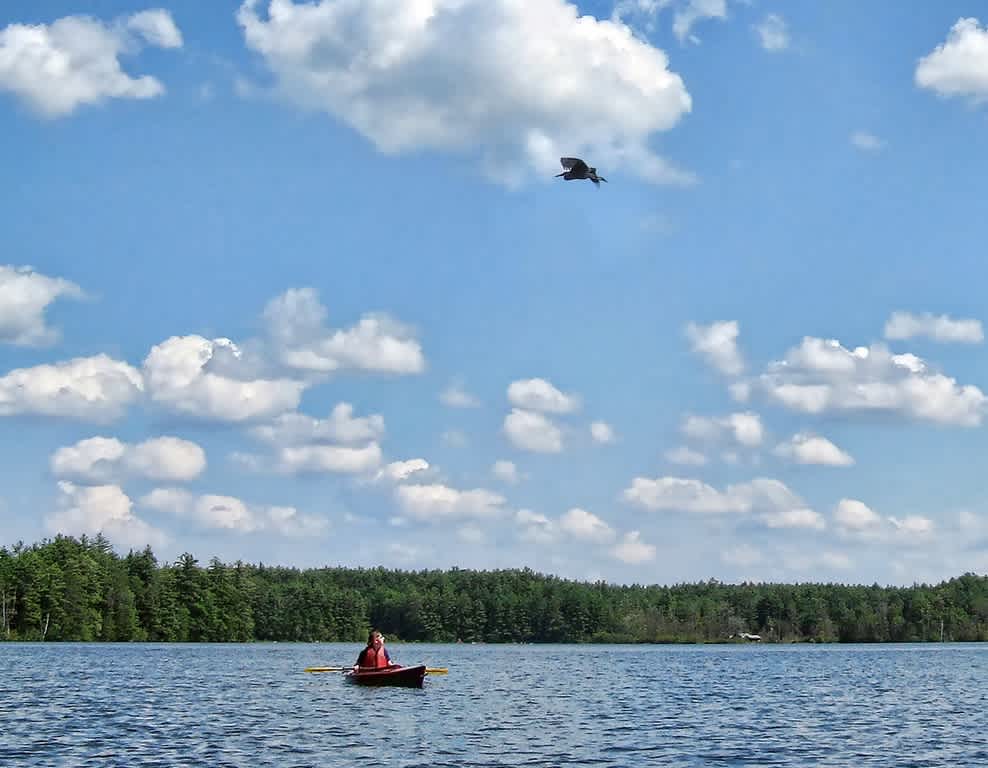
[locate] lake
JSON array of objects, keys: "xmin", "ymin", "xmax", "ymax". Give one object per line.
[{"xmin": 2, "ymin": 642, "xmax": 986, "ymax": 766}]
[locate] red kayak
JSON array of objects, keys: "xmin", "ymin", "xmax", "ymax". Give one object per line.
[{"xmin": 344, "ymin": 664, "xmax": 426, "ymax": 688}]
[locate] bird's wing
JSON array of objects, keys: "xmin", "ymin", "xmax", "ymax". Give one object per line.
[{"xmin": 559, "ymin": 157, "xmax": 586, "ymax": 172}]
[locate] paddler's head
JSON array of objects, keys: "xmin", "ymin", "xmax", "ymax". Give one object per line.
[{"xmin": 367, "ymin": 629, "xmax": 384, "ymax": 648}]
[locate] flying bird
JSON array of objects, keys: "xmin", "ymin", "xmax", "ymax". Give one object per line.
[{"xmin": 556, "ymin": 157, "xmax": 607, "ymax": 186}]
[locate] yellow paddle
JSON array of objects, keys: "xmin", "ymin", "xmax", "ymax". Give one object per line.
[{"xmin": 304, "ymin": 666, "xmax": 448, "ymax": 675}]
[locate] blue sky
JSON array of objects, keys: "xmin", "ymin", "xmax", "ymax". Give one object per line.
[{"xmin": 2, "ymin": 0, "xmax": 988, "ymax": 585}]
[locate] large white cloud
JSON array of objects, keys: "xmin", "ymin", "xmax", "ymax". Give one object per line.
[
  {"xmin": 507, "ymin": 378, "xmax": 579, "ymax": 414},
  {"xmin": 395, "ymin": 483, "xmax": 506, "ymax": 522},
  {"xmin": 46, "ymin": 481, "xmax": 166, "ymax": 549},
  {"xmin": 503, "ymin": 408, "xmax": 563, "ymax": 453},
  {"xmin": 916, "ymin": 18, "xmax": 988, "ymax": 101},
  {"xmin": 773, "ymin": 432, "xmax": 853, "ymax": 467},
  {"xmin": 686, "ymin": 320, "xmax": 743, "ymax": 376},
  {"xmin": 276, "ymin": 442, "xmax": 382, "ymax": 474},
  {"xmin": 754, "ymin": 337, "xmax": 986, "ymax": 426},
  {"xmin": 144, "ymin": 335, "xmax": 305, "ymax": 422},
  {"xmin": 51, "ymin": 436, "xmax": 206, "ymax": 483},
  {"xmin": 0, "ymin": 354, "xmax": 144, "ymax": 422},
  {"xmin": 263, "ymin": 288, "xmax": 425, "ymax": 375},
  {"xmin": 884, "ymin": 311, "xmax": 983, "ymax": 344},
  {"xmin": 141, "ymin": 487, "xmax": 326, "ymax": 535},
  {"xmin": 237, "ymin": 0, "xmax": 693, "ymax": 185},
  {"xmin": 0, "ymin": 265, "xmax": 83, "ymax": 346},
  {"xmin": 0, "ymin": 10, "xmax": 181, "ymax": 118},
  {"xmin": 623, "ymin": 475, "xmax": 823, "ymax": 529}
]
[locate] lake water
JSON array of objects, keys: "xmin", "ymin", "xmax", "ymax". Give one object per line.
[{"xmin": 2, "ymin": 642, "xmax": 986, "ymax": 767}]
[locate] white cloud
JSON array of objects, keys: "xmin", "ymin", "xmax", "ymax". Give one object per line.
[
  {"xmin": 682, "ymin": 411, "xmax": 763, "ymax": 447},
  {"xmin": 0, "ymin": 265, "xmax": 83, "ymax": 346},
  {"xmin": 0, "ymin": 354, "xmax": 143, "ymax": 422},
  {"xmin": 264, "ymin": 505, "xmax": 329, "ymax": 536},
  {"xmin": 0, "ymin": 11, "xmax": 181, "ymax": 118},
  {"xmin": 141, "ymin": 487, "xmax": 325, "ymax": 535},
  {"xmin": 559, "ymin": 507, "xmax": 615, "ymax": 541},
  {"xmin": 144, "ymin": 335, "xmax": 305, "ymax": 422},
  {"xmin": 515, "ymin": 508, "xmax": 556, "ymax": 544},
  {"xmin": 761, "ymin": 506, "xmax": 825, "ymax": 530},
  {"xmin": 590, "ymin": 421, "xmax": 616, "ymax": 444},
  {"xmin": 251, "ymin": 403, "xmax": 385, "ymax": 445},
  {"xmin": 395, "ymin": 483, "xmax": 506, "ymax": 522},
  {"xmin": 504, "ymin": 408, "xmax": 563, "ymax": 453},
  {"xmin": 665, "ymin": 446, "xmax": 708, "ymax": 466},
  {"xmin": 673, "ymin": 0, "xmax": 727, "ymax": 43},
  {"xmin": 888, "ymin": 515, "xmax": 935, "ymax": 537},
  {"xmin": 263, "ymin": 288, "xmax": 425, "ymax": 375},
  {"xmin": 884, "ymin": 311, "xmax": 983, "ymax": 344},
  {"xmin": 376, "ymin": 458, "xmax": 430, "ymax": 483},
  {"xmin": 611, "ymin": 530, "xmax": 656, "ymax": 564},
  {"xmin": 834, "ymin": 498, "xmax": 882, "ymax": 534},
  {"xmin": 507, "ymin": 378, "xmax": 579, "ymax": 414},
  {"xmin": 51, "ymin": 436, "xmax": 206, "ymax": 483},
  {"xmin": 916, "ymin": 18, "xmax": 988, "ymax": 101},
  {"xmin": 851, "ymin": 131, "xmax": 885, "ymax": 151},
  {"xmin": 686, "ymin": 320, "xmax": 743, "ymax": 376},
  {"xmin": 492, "ymin": 459, "xmax": 520, "ymax": 484},
  {"xmin": 755, "ymin": 337, "xmax": 986, "ymax": 426},
  {"xmin": 754, "ymin": 13, "xmax": 788, "ymax": 51},
  {"xmin": 624, "ymin": 475, "xmax": 820, "ymax": 530},
  {"xmin": 774, "ymin": 432, "xmax": 854, "ymax": 467},
  {"xmin": 47, "ymin": 482, "xmax": 166, "ymax": 549},
  {"xmin": 623, "ymin": 476, "xmax": 748, "ymax": 514},
  {"xmin": 238, "ymin": 0, "xmax": 694, "ymax": 186},
  {"xmin": 440, "ymin": 379, "xmax": 480, "ymax": 408},
  {"xmin": 126, "ymin": 9, "xmax": 183, "ymax": 49},
  {"xmin": 276, "ymin": 442, "xmax": 382, "ymax": 474}
]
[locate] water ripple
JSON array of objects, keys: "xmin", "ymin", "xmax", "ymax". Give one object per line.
[{"xmin": 1, "ymin": 642, "xmax": 985, "ymax": 766}]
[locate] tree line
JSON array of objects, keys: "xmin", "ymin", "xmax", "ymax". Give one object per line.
[{"xmin": 2, "ymin": 535, "xmax": 986, "ymax": 643}]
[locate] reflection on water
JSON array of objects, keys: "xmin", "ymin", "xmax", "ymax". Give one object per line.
[{"xmin": 1, "ymin": 642, "xmax": 986, "ymax": 767}]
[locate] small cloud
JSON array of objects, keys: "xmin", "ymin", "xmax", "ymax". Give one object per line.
[
  {"xmin": 503, "ymin": 408, "xmax": 563, "ymax": 453},
  {"xmin": 665, "ymin": 446, "xmax": 708, "ymax": 466},
  {"xmin": 884, "ymin": 311, "xmax": 983, "ymax": 344},
  {"xmin": 774, "ymin": 432, "xmax": 854, "ymax": 467},
  {"xmin": 440, "ymin": 379, "xmax": 481, "ymax": 408},
  {"xmin": 685, "ymin": 320, "xmax": 744, "ymax": 377},
  {"xmin": 916, "ymin": 18, "xmax": 988, "ymax": 102},
  {"xmin": 492, "ymin": 459, "xmax": 521, "ymax": 484},
  {"xmin": 590, "ymin": 421, "xmax": 617, "ymax": 444},
  {"xmin": 851, "ymin": 131, "xmax": 885, "ymax": 151},
  {"xmin": 754, "ymin": 14, "xmax": 789, "ymax": 51},
  {"xmin": 559, "ymin": 508, "xmax": 615, "ymax": 541},
  {"xmin": 611, "ymin": 530, "xmax": 656, "ymax": 564},
  {"xmin": 507, "ymin": 378, "xmax": 580, "ymax": 414}
]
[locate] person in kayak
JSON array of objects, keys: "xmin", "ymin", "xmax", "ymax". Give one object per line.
[{"xmin": 354, "ymin": 630, "xmax": 393, "ymax": 669}]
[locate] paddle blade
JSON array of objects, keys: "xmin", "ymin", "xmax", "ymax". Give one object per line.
[
  {"xmin": 304, "ymin": 666, "xmax": 345, "ymax": 673},
  {"xmin": 425, "ymin": 668, "xmax": 448, "ymax": 675}
]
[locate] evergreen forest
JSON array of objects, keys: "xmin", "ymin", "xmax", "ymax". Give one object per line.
[{"xmin": 2, "ymin": 535, "xmax": 986, "ymax": 643}]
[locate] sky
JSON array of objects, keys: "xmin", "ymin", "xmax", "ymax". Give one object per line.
[{"xmin": 2, "ymin": 0, "xmax": 988, "ymax": 587}]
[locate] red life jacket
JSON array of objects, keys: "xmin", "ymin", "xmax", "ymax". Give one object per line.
[{"xmin": 360, "ymin": 646, "xmax": 390, "ymax": 668}]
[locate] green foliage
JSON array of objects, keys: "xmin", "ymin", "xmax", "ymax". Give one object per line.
[{"xmin": 1, "ymin": 537, "xmax": 986, "ymax": 643}]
